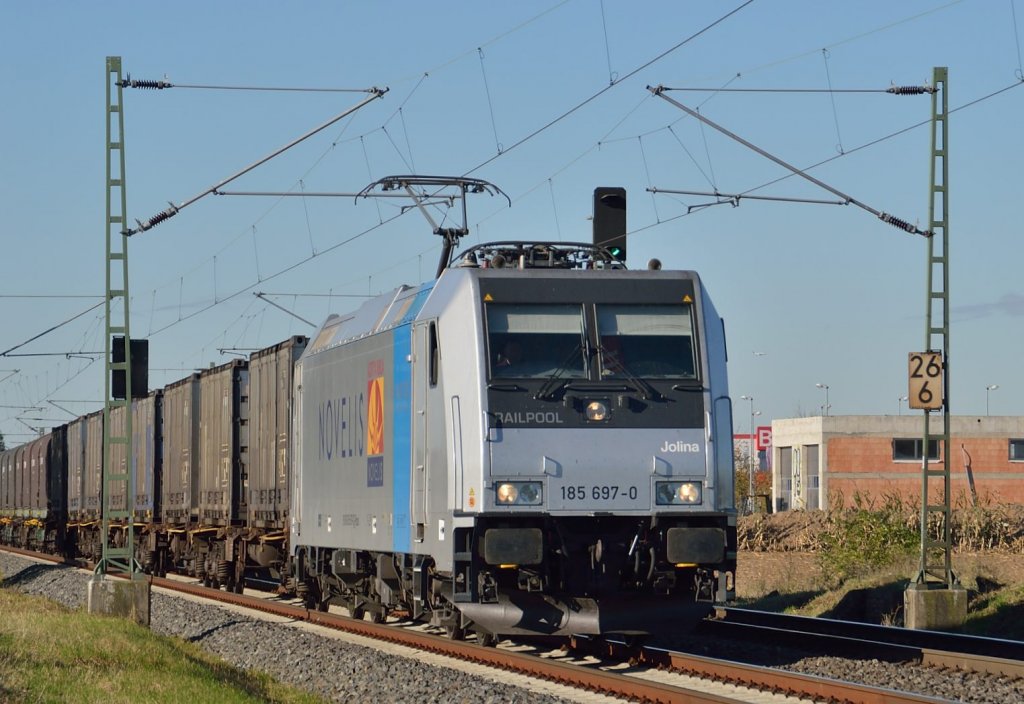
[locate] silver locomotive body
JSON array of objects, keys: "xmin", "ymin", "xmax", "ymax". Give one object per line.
[{"xmin": 292, "ymin": 243, "xmax": 735, "ymax": 639}]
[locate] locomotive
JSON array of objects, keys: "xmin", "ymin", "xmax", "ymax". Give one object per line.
[
  {"xmin": 290, "ymin": 239, "xmax": 736, "ymax": 641},
  {"xmin": 0, "ymin": 189, "xmax": 736, "ymax": 642}
]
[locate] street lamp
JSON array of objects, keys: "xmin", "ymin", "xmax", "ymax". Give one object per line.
[
  {"xmin": 898, "ymin": 395, "xmax": 908, "ymax": 416},
  {"xmin": 986, "ymin": 384, "xmax": 999, "ymax": 416},
  {"xmin": 739, "ymin": 395, "xmax": 760, "ymax": 505},
  {"xmin": 816, "ymin": 383, "xmax": 830, "ymax": 416}
]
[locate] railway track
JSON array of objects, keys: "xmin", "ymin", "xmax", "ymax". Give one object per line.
[
  {"xmin": 1, "ymin": 544, "xmax": 975, "ymax": 703},
  {"xmin": 703, "ymin": 607, "xmax": 1024, "ymax": 679}
]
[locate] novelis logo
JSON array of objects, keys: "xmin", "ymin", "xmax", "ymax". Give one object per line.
[{"xmin": 366, "ymin": 359, "xmax": 385, "ymax": 487}]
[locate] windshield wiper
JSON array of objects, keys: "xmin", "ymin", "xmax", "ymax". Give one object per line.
[
  {"xmin": 597, "ymin": 344, "xmax": 662, "ymax": 401},
  {"xmin": 487, "ymin": 382, "xmax": 526, "ymax": 392},
  {"xmin": 534, "ymin": 339, "xmax": 585, "ymax": 401}
]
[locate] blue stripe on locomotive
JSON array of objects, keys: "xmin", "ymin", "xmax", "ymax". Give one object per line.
[
  {"xmin": 390, "ymin": 286, "xmax": 431, "ymax": 554},
  {"xmin": 392, "ymin": 324, "xmax": 412, "ymax": 554}
]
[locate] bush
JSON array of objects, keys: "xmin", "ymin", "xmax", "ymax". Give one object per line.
[{"xmin": 818, "ymin": 494, "xmax": 918, "ymax": 585}]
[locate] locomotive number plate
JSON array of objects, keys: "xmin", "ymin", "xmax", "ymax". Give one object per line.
[{"xmin": 559, "ymin": 485, "xmax": 639, "ymax": 502}]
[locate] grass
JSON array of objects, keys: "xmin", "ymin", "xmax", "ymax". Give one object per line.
[
  {"xmin": 960, "ymin": 582, "xmax": 1024, "ymax": 639},
  {"xmin": 0, "ymin": 587, "xmax": 325, "ymax": 704},
  {"xmin": 737, "ymin": 554, "xmax": 1024, "ymax": 639}
]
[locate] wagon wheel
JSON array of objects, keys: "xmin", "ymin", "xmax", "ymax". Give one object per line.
[
  {"xmin": 476, "ymin": 630, "xmax": 498, "ymax": 648},
  {"xmin": 444, "ymin": 622, "xmax": 465, "ymax": 641},
  {"xmin": 350, "ymin": 605, "xmax": 366, "ymax": 620}
]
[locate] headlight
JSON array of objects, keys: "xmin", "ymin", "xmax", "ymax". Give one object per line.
[
  {"xmin": 495, "ymin": 481, "xmax": 543, "ymax": 505},
  {"xmin": 496, "ymin": 483, "xmax": 518, "ymax": 503},
  {"xmin": 655, "ymin": 481, "xmax": 702, "ymax": 505},
  {"xmin": 585, "ymin": 400, "xmax": 610, "ymax": 421}
]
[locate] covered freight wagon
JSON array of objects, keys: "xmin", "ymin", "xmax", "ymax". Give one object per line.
[
  {"xmin": 108, "ymin": 391, "xmax": 162, "ymax": 518},
  {"xmin": 160, "ymin": 374, "xmax": 200, "ymax": 524},
  {"xmin": 198, "ymin": 359, "xmax": 248, "ymax": 526},
  {"xmin": 81, "ymin": 411, "xmax": 103, "ymax": 520},
  {"xmin": 0, "ymin": 447, "xmax": 12, "ymax": 518},
  {"xmin": 247, "ymin": 336, "xmax": 306, "ymax": 530}
]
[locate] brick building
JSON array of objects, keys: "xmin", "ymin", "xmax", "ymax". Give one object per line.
[{"xmin": 770, "ymin": 416, "xmax": 1024, "ymax": 512}]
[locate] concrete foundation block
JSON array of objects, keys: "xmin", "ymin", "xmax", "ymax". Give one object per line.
[
  {"xmin": 904, "ymin": 586, "xmax": 968, "ymax": 630},
  {"xmin": 87, "ymin": 575, "xmax": 151, "ymax": 626}
]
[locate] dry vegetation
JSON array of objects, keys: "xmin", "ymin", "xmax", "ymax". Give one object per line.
[
  {"xmin": 735, "ymin": 499, "xmax": 1024, "ymax": 636},
  {"xmin": 739, "ymin": 498, "xmax": 1024, "ymax": 553}
]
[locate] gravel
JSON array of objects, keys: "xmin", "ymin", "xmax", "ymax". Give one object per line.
[
  {"xmin": 0, "ymin": 553, "xmax": 569, "ymax": 704},
  {"xmin": 3, "ymin": 551, "xmax": 1022, "ymax": 703},
  {"xmin": 650, "ymin": 624, "xmax": 1024, "ymax": 704}
]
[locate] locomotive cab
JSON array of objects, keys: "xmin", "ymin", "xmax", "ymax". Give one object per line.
[{"xmin": 445, "ymin": 243, "xmax": 736, "ymax": 636}]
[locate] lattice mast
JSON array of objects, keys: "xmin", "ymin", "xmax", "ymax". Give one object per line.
[
  {"xmin": 915, "ymin": 67, "xmax": 954, "ymax": 588},
  {"xmin": 98, "ymin": 56, "xmax": 136, "ymax": 576}
]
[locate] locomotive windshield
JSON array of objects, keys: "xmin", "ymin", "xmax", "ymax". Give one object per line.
[
  {"xmin": 596, "ymin": 304, "xmax": 696, "ymax": 379},
  {"xmin": 487, "ymin": 303, "xmax": 586, "ymax": 379}
]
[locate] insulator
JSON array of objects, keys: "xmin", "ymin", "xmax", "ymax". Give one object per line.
[
  {"xmin": 886, "ymin": 85, "xmax": 936, "ymax": 95},
  {"xmin": 878, "ymin": 212, "xmax": 930, "ymax": 236},
  {"xmin": 138, "ymin": 204, "xmax": 180, "ymax": 232},
  {"xmin": 128, "ymin": 78, "xmax": 172, "ymax": 90},
  {"xmin": 434, "ymin": 227, "xmax": 467, "ymax": 238}
]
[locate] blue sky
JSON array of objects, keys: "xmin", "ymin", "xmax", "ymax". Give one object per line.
[{"xmin": 2, "ymin": 1, "xmax": 1022, "ymax": 444}]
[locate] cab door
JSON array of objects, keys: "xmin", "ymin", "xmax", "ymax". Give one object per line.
[{"xmin": 410, "ymin": 320, "xmax": 433, "ymax": 541}]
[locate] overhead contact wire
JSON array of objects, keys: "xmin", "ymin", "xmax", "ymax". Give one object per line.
[
  {"xmin": 112, "ymin": 2, "xmax": 762, "ymax": 353},
  {"xmin": 650, "ymin": 86, "xmax": 932, "ymax": 236},
  {"xmin": 547, "ymin": 179, "xmax": 562, "ymax": 238},
  {"xmin": 637, "ymin": 135, "xmax": 661, "ymax": 223},
  {"xmin": 477, "ymin": 48, "xmax": 503, "ymax": 154},
  {"xmin": 0, "ymin": 301, "xmax": 104, "ymax": 358},
  {"xmin": 123, "ymin": 2, "xmax": 758, "ymax": 345},
  {"xmin": 600, "ymin": 0, "xmax": 616, "ymax": 85},
  {"xmin": 822, "ymin": 48, "xmax": 845, "ymax": 154},
  {"xmin": 299, "ymin": 180, "xmax": 317, "ymax": 256},
  {"xmin": 1012, "ymin": 0, "xmax": 1024, "ymax": 80},
  {"xmin": 464, "ymin": 0, "xmax": 757, "ymax": 176}
]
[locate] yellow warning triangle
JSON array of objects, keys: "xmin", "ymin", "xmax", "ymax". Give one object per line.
[
  {"xmin": 683, "ymin": 295, "xmax": 693, "ymax": 303},
  {"xmin": 484, "ymin": 294, "xmax": 494, "ymax": 302}
]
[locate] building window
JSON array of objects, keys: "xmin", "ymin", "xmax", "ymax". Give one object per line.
[
  {"xmin": 776, "ymin": 446, "xmax": 792, "ymax": 512},
  {"xmin": 892, "ymin": 438, "xmax": 940, "ymax": 461},
  {"xmin": 1010, "ymin": 439, "xmax": 1024, "ymax": 462}
]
